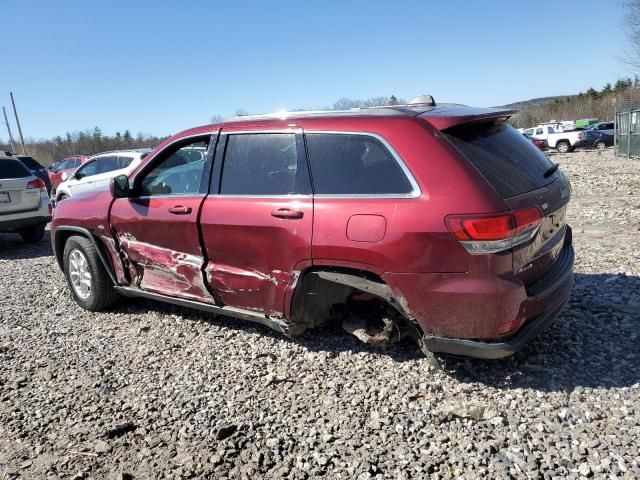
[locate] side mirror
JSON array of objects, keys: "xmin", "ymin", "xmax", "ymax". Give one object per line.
[{"xmin": 110, "ymin": 174, "xmax": 131, "ymax": 198}]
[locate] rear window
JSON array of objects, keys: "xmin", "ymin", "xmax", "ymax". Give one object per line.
[
  {"xmin": 444, "ymin": 122, "xmax": 555, "ymax": 198},
  {"xmin": 0, "ymin": 159, "xmax": 31, "ymax": 178}
]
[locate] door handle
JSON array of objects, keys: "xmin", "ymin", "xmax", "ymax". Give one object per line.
[
  {"xmin": 168, "ymin": 205, "xmax": 192, "ymax": 215},
  {"xmin": 271, "ymin": 208, "xmax": 304, "ymax": 219}
]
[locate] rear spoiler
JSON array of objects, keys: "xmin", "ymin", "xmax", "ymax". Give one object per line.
[{"xmin": 418, "ymin": 106, "xmax": 518, "ymax": 131}]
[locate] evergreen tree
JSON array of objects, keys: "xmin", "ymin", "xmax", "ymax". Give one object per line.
[
  {"xmin": 389, "ymin": 95, "xmax": 399, "ymax": 105},
  {"xmin": 601, "ymin": 83, "xmax": 613, "ymax": 95},
  {"xmin": 123, "ymin": 130, "xmax": 133, "ymax": 142},
  {"xmin": 585, "ymin": 87, "xmax": 599, "ymax": 98}
]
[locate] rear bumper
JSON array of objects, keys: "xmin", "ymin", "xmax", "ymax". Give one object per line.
[
  {"xmin": 422, "ymin": 268, "xmax": 573, "ymax": 359},
  {"xmin": 0, "ymin": 215, "xmax": 51, "ymax": 231},
  {"xmin": 384, "ymin": 240, "xmax": 575, "ymax": 359}
]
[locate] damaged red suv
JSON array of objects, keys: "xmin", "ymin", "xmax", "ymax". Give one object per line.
[{"xmin": 51, "ymin": 97, "xmax": 573, "ymax": 359}]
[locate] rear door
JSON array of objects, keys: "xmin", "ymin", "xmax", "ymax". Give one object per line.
[
  {"xmin": 200, "ymin": 129, "xmax": 313, "ymax": 316},
  {"xmin": 0, "ymin": 159, "xmax": 39, "ymax": 214},
  {"xmin": 91, "ymin": 155, "xmax": 131, "ymax": 191},
  {"xmin": 110, "ymin": 134, "xmax": 215, "ymax": 302}
]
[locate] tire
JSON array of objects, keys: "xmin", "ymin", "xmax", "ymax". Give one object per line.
[
  {"xmin": 556, "ymin": 141, "xmax": 571, "ymax": 153},
  {"xmin": 595, "ymin": 141, "xmax": 606, "ymax": 150},
  {"xmin": 57, "ymin": 193, "xmax": 69, "ymax": 202},
  {"xmin": 19, "ymin": 224, "xmax": 45, "ymax": 243},
  {"xmin": 63, "ymin": 235, "xmax": 120, "ymax": 311}
]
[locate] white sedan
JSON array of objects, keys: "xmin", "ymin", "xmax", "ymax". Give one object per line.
[{"xmin": 56, "ymin": 149, "xmax": 151, "ymax": 202}]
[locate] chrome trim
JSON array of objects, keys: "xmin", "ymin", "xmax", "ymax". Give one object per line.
[
  {"xmin": 303, "ymin": 130, "xmax": 422, "ymax": 199},
  {"xmin": 211, "ymin": 194, "xmax": 313, "ymax": 199},
  {"xmin": 222, "ymin": 128, "xmax": 302, "ymax": 134}
]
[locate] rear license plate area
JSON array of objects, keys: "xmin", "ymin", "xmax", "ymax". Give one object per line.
[{"xmin": 0, "ymin": 192, "xmax": 10, "ymax": 203}]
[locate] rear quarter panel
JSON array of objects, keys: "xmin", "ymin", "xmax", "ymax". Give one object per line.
[{"xmin": 297, "ymin": 116, "xmax": 506, "ymax": 274}]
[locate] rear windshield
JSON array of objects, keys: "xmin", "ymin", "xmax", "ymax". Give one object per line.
[
  {"xmin": 0, "ymin": 159, "xmax": 31, "ymax": 178},
  {"xmin": 444, "ymin": 122, "xmax": 555, "ymax": 198},
  {"xmin": 18, "ymin": 156, "xmax": 42, "ymax": 170}
]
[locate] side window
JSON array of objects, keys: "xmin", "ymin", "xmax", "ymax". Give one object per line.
[
  {"xmin": 535, "ymin": 128, "xmax": 543, "ymax": 135},
  {"xmin": 97, "ymin": 156, "xmax": 119, "ymax": 174},
  {"xmin": 140, "ymin": 138, "xmax": 209, "ymax": 196},
  {"xmin": 118, "ymin": 156, "xmax": 134, "ymax": 168},
  {"xmin": 547, "ymin": 127, "xmax": 555, "ymax": 133},
  {"xmin": 305, "ymin": 133, "xmax": 413, "ymax": 195},
  {"xmin": 73, "ymin": 159, "xmax": 81, "ymax": 168},
  {"xmin": 220, "ymin": 133, "xmax": 309, "ymax": 195},
  {"xmin": 76, "ymin": 160, "xmax": 99, "ymax": 179}
]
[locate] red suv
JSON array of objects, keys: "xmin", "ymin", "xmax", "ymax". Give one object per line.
[
  {"xmin": 51, "ymin": 98, "xmax": 574, "ymax": 359},
  {"xmin": 48, "ymin": 156, "xmax": 87, "ymax": 193}
]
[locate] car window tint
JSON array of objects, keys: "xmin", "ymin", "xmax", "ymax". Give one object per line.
[
  {"xmin": 18, "ymin": 156, "xmax": 41, "ymax": 170},
  {"xmin": 0, "ymin": 159, "xmax": 30, "ymax": 178},
  {"xmin": 118, "ymin": 156, "xmax": 134, "ymax": 168},
  {"xmin": 73, "ymin": 159, "xmax": 81, "ymax": 167},
  {"xmin": 444, "ymin": 122, "xmax": 556, "ymax": 198},
  {"xmin": 97, "ymin": 156, "xmax": 119, "ymax": 174},
  {"xmin": 305, "ymin": 133, "xmax": 412, "ymax": 195},
  {"xmin": 220, "ymin": 133, "xmax": 309, "ymax": 195},
  {"xmin": 140, "ymin": 139, "xmax": 209, "ymax": 196},
  {"xmin": 76, "ymin": 160, "xmax": 99, "ymax": 178}
]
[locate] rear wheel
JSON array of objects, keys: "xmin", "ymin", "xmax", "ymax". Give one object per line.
[
  {"xmin": 595, "ymin": 141, "xmax": 606, "ymax": 150},
  {"xmin": 556, "ymin": 141, "xmax": 571, "ymax": 153},
  {"xmin": 19, "ymin": 224, "xmax": 45, "ymax": 243},
  {"xmin": 63, "ymin": 235, "xmax": 120, "ymax": 311}
]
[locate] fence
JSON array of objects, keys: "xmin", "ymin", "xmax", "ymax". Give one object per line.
[{"xmin": 616, "ymin": 105, "xmax": 640, "ymax": 158}]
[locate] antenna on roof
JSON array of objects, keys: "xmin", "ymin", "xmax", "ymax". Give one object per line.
[{"xmin": 408, "ymin": 95, "xmax": 436, "ymax": 107}]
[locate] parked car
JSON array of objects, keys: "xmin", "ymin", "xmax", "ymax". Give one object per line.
[
  {"xmin": 16, "ymin": 155, "xmax": 52, "ymax": 195},
  {"xmin": 530, "ymin": 125, "xmax": 586, "ymax": 153},
  {"xmin": 55, "ymin": 149, "xmax": 151, "ymax": 202},
  {"xmin": 523, "ymin": 132, "xmax": 547, "ymax": 150},
  {"xmin": 1, "ymin": 152, "xmax": 52, "ymax": 242},
  {"xmin": 49, "ymin": 156, "xmax": 88, "ymax": 193},
  {"xmin": 583, "ymin": 130, "xmax": 614, "ymax": 150},
  {"xmin": 51, "ymin": 99, "xmax": 573, "ymax": 360},
  {"xmin": 586, "ymin": 121, "xmax": 615, "ymax": 136}
]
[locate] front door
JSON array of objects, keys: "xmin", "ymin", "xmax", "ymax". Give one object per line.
[
  {"xmin": 110, "ymin": 134, "xmax": 215, "ymax": 302},
  {"xmin": 199, "ymin": 129, "xmax": 313, "ymax": 317}
]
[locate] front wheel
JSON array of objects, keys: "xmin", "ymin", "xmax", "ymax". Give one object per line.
[
  {"xmin": 63, "ymin": 236, "xmax": 120, "ymax": 311},
  {"xmin": 19, "ymin": 224, "xmax": 45, "ymax": 243},
  {"xmin": 556, "ymin": 141, "xmax": 571, "ymax": 153},
  {"xmin": 595, "ymin": 141, "xmax": 606, "ymax": 150}
]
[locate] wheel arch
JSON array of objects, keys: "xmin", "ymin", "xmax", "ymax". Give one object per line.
[
  {"xmin": 54, "ymin": 226, "xmax": 117, "ymax": 285},
  {"xmin": 287, "ymin": 265, "xmax": 421, "ymax": 338}
]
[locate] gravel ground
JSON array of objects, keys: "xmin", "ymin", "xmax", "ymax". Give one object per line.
[{"xmin": 1, "ymin": 148, "xmax": 639, "ymax": 479}]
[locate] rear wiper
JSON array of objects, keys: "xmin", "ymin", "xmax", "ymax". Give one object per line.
[{"xmin": 543, "ymin": 163, "xmax": 559, "ymax": 178}]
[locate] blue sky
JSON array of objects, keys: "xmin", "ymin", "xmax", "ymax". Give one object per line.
[{"xmin": 0, "ymin": 0, "xmax": 630, "ymax": 140}]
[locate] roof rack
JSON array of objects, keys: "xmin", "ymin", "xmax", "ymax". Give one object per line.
[{"xmin": 223, "ymin": 95, "xmax": 438, "ymax": 123}]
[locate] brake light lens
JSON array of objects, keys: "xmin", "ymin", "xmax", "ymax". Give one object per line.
[
  {"xmin": 26, "ymin": 178, "xmax": 46, "ymax": 190},
  {"xmin": 446, "ymin": 206, "xmax": 543, "ymax": 254}
]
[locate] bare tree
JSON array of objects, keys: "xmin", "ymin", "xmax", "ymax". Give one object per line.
[{"xmin": 624, "ymin": 0, "xmax": 640, "ymax": 69}]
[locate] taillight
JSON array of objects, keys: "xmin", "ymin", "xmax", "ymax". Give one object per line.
[
  {"xmin": 26, "ymin": 178, "xmax": 46, "ymax": 190},
  {"xmin": 446, "ymin": 206, "xmax": 543, "ymax": 254}
]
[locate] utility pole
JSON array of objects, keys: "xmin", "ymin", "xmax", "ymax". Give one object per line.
[
  {"xmin": 10, "ymin": 92, "xmax": 27, "ymax": 155},
  {"xmin": 2, "ymin": 106, "xmax": 16, "ymax": 152}
]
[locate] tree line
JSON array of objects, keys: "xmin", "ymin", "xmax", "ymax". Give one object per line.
[
  {"xmin": 0, "ymin": 128, "xmax": 168, "ymax": 167},
  {"xmin": 509, "ymin": 78, "xmax": 640, "ymax": 129}
]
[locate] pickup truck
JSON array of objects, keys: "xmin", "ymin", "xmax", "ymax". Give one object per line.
[{"xmin": 529, "ymin": 125, "xmax": 586, "ymax": 153}]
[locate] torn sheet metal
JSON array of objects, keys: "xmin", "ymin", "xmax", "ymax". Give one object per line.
[{"xmin": 117, "ymin": 234, "xmax": 211, "ymax": 303}]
